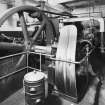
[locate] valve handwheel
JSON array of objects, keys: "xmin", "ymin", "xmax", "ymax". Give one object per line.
[{"xmin": 79, "ymin": 39, "xmax": 93, "ymax": 54}]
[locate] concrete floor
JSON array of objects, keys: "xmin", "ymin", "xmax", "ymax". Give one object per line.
[{"xmin": 1, "ymin": 77, "xmax": 105, "ymax": 105}]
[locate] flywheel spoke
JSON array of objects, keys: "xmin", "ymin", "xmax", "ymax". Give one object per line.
[
  {"xmin": 15, "ymin": 54, "xmax": 26, "ymax": 69},
  {"xmin": 32, "ymin": 20, "xmax": 46, "ymax": 42},
  {"xmin": 18, "ymin": 11, "xmax": 29, "ymax": 46}
]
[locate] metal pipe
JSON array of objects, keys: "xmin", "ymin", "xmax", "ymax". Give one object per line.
[
  {"xmin": 42, "ymin": 10, "xmax": 71, "ymax": 17},
  {"xmin": 72, "ymin": 12, "xmax": 102, "ymax": 16},
  {"xmin": 0, "ymin": 52, "xmax": 26, "ymax": 60},
  {"xmin": 29, "ymin": 51, "xmax": 54, "ymax": 57},
  {"xmin": 50, "ymin": 57, "xmax": 85, "ymax": 64},
  {"xmin": 31, "ymin": 45, "xmax": 52, "ymax": 54},
  {"xmin": 29, "ymin": 51, "xmax": 86, "ymax": 64},
  {"xmin": 100, "ymin": 32, "xmax": 105, "ymax": 53},
  {"xmin": 0, "ymin": 42, "xmax": 24, "ymax": 50},
  {"xmin": 96, "ymin": 18, "xmax": 104, "ymax": 32},
  {"xmin": 63, "ymin": 17, "xmax": 104, "ymax": 32},
  {"xmin": 40, "ymin": 52, "xmax": 42, "ymax": 71},
  {"xmin": 26, "ymin": 51, "xmax": 29, "ymax": 72}
]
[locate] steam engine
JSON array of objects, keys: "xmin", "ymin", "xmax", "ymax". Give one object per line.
[{"xmin": 0, "ymin": 5, "xmax": 105, "ymax": 103}]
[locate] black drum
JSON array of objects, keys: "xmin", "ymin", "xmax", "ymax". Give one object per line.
[{"xmin": 23, "ymin": 71, "xmax": 47, "ymax": 105}]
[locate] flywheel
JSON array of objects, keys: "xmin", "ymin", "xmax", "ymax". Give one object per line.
[{"xmin": 0, "ymin": 5, "xmax": 55, "ymax": 101}]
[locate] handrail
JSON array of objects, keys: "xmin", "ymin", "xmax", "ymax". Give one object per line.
[
  {"xmin": 0, "ymin": 52, "xmax": 26, "ymax": 60},
  {"xmin": 29, "ymin": 51, "xmax": 88, "ymax": 64},
  {"xmin": 0, "ymin": 67, "xmax": 27, "ymax": 80},
  {"xmin": 29, "ymin": 51, "xmax": 54, "ymax": 57}
]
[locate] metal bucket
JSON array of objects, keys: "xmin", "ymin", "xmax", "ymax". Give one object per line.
[{"xmin": 23, "ymin": 71, "xmax": 47, "ymax": 105}]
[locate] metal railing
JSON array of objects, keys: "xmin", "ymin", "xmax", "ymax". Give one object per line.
[
  {"xmin": 29, "ymin": 51, "xmax": 87, "ymax": 64},
  {"xmin": 0, "ymin": 49, "xmax": 89, "ymax": 80},
  {"xmin": 0, "ymin": 51, "xmax": 27, "ymax": 80},
  {"xmin": 28, "ymin": 51, "xmax": 88, "ymax": 72}
]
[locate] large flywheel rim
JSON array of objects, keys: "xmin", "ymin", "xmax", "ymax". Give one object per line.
[{"xmin": 0, "ymin": 5, "xmax": 42, "ymax": 26}]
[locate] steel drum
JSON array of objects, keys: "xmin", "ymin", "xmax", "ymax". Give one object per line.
[{"xmin": 23, "ymin": 71, "xmax": 47, "ymax": 105}]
